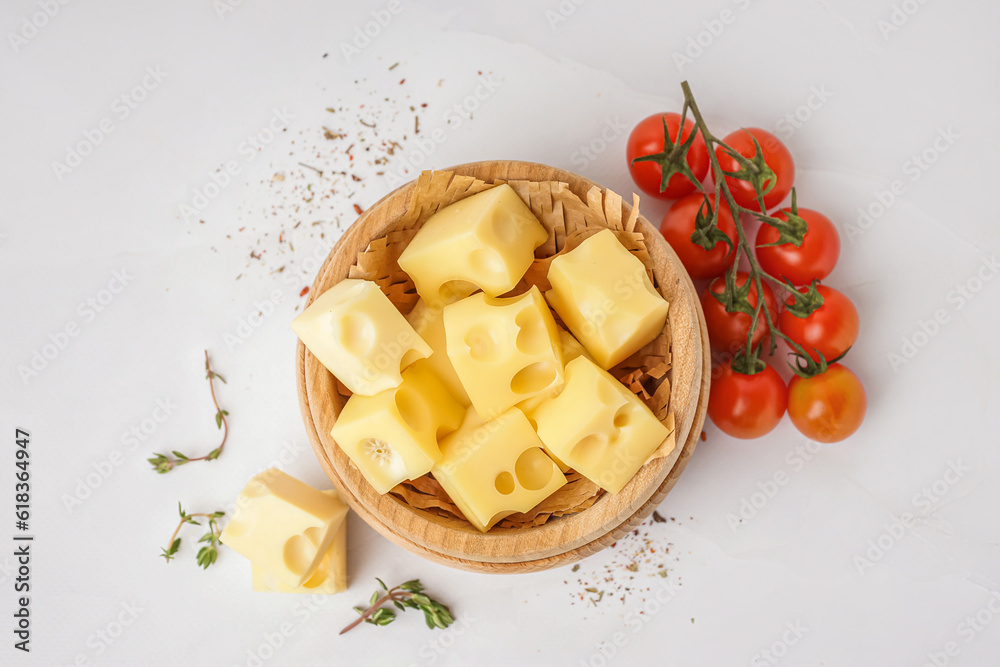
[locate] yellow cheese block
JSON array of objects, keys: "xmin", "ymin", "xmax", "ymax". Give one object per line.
[
  {"xmin": 558, "ymin": 328, "xmax": 592, "ymax": 364},
  {"xmin": 545, "ymin": 229, "xmax": 670, "ymax": 369},
  {"xmin": 433, "ymin": 407, "xmax": 566, "ymax": 532},
  {"xmin": 252, "ymin": 501, "xmax": 346, "ymax": 595},
  {"xmin": 531, "ymin": 356, "xmax": 671, "ymax": 494},
  {"xmin": 330, "ymin": 360, "xmax": 464, "ymax": 494},
  {"xmin": 443, "ymin": 285, "xmax": 564, "ymax": 420},
  {"xmin": 220, "ymin": 469, "xmax": 349, "ymax": 588},
  {"xmin": 515, "ymin": 327, "xmax": 592, "ymax": 428},
  {"xmin": 404, "ymin": 299, "xmax": 471, "ymax": 406},
  {"xmin": 397, "ymin": 184, "xmax": 548, "ymax": 304},
  {"xmin": 291, "ymin": 279, "xmax": 431, "ymax": 396}
]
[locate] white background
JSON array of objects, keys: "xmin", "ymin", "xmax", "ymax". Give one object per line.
[{"xmin": 3, "ymin": 1, "xmax": 1000, "ymax": 665}]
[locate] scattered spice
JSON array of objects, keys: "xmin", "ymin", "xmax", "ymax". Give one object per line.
[
  {"xmin": 298, "ymin": 162, "xmax": 324, "ymax": 177},
  {"xmin": 299, "ymin": 286, "xmax": 310, "ymax": 298},
  {"xmin": 353, "ymin": 203, "xmax": 364, "ymax": 215},
  {"xmin": 565, "ymin": 514, "xmax": 687, "ymax": 613}
]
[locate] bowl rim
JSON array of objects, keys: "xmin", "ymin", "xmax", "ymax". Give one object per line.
[{"xmin": 296, "ymin": 160, "xmax": 709, "ymax": 572}]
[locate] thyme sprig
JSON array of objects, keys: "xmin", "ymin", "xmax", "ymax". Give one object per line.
[
  {"xmin": 161, "ymin": 503, "xmax": 225, "ymax": 569},
  {"xmin": 149, "ymin": 350, "xmax": 229, "ymax": 473},
  {"xmin": 340, "ymin": 579, "xmax": 454, "ymax": 634}
]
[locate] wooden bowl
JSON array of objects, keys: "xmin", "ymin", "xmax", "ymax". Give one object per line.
[{"xmin": 297, "ymin": 161, "xmax": 709, "ymax": 573}]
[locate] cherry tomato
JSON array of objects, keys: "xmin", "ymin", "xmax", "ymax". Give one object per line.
[
  {"xmin": 627, "ymin": 113, "xmax": 709, "ymax": 200},
  {"xmin": 713, "ymin": 128, "xmax": 795, "ymax": 211},
  {"xmin": 659, "ymin": 193, "xmax": 738, "ymax": 280},
  {"xmin": 708, "ymin": 362, "xmax": 787, "ymax": 439},
  {"xmin": 756, "ymin": 207, "xmax": 840, "ymax": 285},
  {"xmin": 701, "ymin": 272, "xmax": 778, "ymax": 353},
  {"xmin": 787, "ymin": 364, "xmax": 866, "ymax": 442},
  {"xmin": 779, "ymin": 285, "xmax": 859, "ymax": 362}
]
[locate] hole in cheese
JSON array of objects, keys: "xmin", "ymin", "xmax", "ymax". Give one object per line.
[
  {"xmin": 394, "ymin": 386, "xmax": 430, "ymax": 433},
  {"xmin": 338, "ymin": 312, "xmax": 376, "ymax": 357},
  {"xmin": 494, "ymin": 471, "xmax": 515, "ymax": 495},
  {"xmin": 571, "ymin": 432, "xmax": 610, "ymax": 468},
  {"xmin": 301, "ymin": 564, "xmax": 330, "ymax": 588},
  {"xmin": 283, "ymin": 531, "xmax": 321, "ymax": 576},
  {"xmin": 514, "ymin": 447, "xmax": 555, "ymax": 491},
  {"xmin": 438, "ymin": 279, "xmax": 478, "ymax": 303},
  {"xmin": 362, "ymin": 438, "xmax": 396, "ymax": 467},
  {"xmin": 612, "ymin": 406, "xmax": 632, "ymax": 429},
  {"xmin": 469, "ymin": 247, "xmax": 505, "ymax": 276},
  {"xmin": 465, "ymin": 324, "xmax": 499, "ymax": 362},
  {"xmin": 221, "ymin": 517, "xmax": 247, "ymax": 539},
  {"xmin": 510, "ymin": 361, "xmax": 557, "ymax": 395}
]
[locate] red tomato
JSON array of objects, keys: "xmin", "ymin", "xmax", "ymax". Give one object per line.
[
  {"xmin": 787, "ymin": 364, "xmax": 866, "ymax": 442},
  {"xmin": 708, "ymin": 362, "xmax": 787, "ymax": 439},
  {"xmin": 756, "ymin": 207, "xmax": 840, "ymax": 285},
  {"xmin": 659, "ymin": 193, "xmax": 738, "ymax": 280},
  {"xmin": 701, "ymin": 272, "xmax": 778, "ymax": 353},
  {"xmin": 779, "ymin": 285, "xmax": 859, "ymax": 362},
  {"xmin": 627, "ymin": 113, "xmax": 709, "ymax": 199},
  {"xmin": 713, "ymin": 128, "xmax": 795, "ymax": 211}
]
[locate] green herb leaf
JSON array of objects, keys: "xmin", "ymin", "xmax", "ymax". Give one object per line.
[
  {"xmin": 631, "ymin": 115, "xmax": 705, "ymax": 195},
  {"xmin": 783, "ymin": 280, "xmax": 825, "ymax": 319},
  {"xmin": 340, "ymin": 578, "xmax": 454, "ymax": 635},
  {"xmin": 689, "ymin": 194, "xmax": 735, "ymax": 254},
  {"xmin": 718, "ymin": 133, "xmax": 777, "ymax": 200},
  {"xmin": 755, "ymin": 188, "xmax": 809, "ymax": 247},
  {"xmin": 711, "ymin": 271, "xmax": 756, "ymax": 317},
  {"xmin": 196, "ymin": 545, "xmax": 218, "ymax": 569}
]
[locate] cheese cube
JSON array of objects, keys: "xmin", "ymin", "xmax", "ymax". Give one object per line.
[
  {"xmin": 404, "ymin": 299, "xmax": 471, "ymax": 406},
  {"xmin": 220, "ymin": 469, "xmax": 349, "ymax": 588},
  {"xmin": 433, "ymin": 407, "xmax": 566, "ymax": 532},
  {"xmin": 292, "ymin": 279, "xmax": 431, "ymax": 396},
  {"xmin": 531, "ymin": 357, "xmax": 671, "ymax": 494},
  {"xmin": 515, "ymin": 327, "xmax": 591, "ymax": 419},
  {"xmin": 330, "ymin": 360, "xmax": 464, "ymax": 494},
  {"xmin": 545, "ymin": 229, "xmax": 670, "ymax": 369},
  {"xmin": 444, "ymin": 285, "xmax": 564, "ymax": 420},
  {"xmin": 252, "ymin": 497, "xmax": 346, "ymax": 595},
  {"xmin": 397, "ymin": 184, "xmax": 549, "ymax": 304}
]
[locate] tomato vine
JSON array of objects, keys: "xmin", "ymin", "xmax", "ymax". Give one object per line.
[{"xmin": 636, "ymin": 81, "xmax": 849, "ymax": 378}]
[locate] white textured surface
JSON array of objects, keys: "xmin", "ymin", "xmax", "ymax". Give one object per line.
[{"xmin": 3, "ymin": 1, "xmax": 1000, "ymax": 665}]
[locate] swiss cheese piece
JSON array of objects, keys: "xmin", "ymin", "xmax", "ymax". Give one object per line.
[
  {"xmin": 291, "ymin": 279, "xmax": 431, "ymax": 396},
  {"xmin": 404, "ymin": 299, "xmax": 471, "ymax": 406},
  {"xmin": 330, "ymin": 360, "xmax": 464, "ymax": 494},
  {"xmin": 531, "ymin": 356, "xmax": 671, "ymax": 494},
  {"xmin": 545, "ymin": 229, "xmax": 670, "ymax": 369},
  {"xmin": 220, "ymin": 469, "xmax": 349, "ymax": 588},
  {"xmin": 515, "ymin": 327, "xmax": 591, "ymax": 421},
  {"xmin": 444, "ymin": 285, "xmax": 564, "ymax": 420},
  {"xmin": 252, "ymin": 496, "xmax": 346, "ymax": 595},
  {"xmin": 433, "ymin": 407, "xmax": 566, "ymax": 532},
  {"xmin": 397, "ymin": 184, "xmax": 548, "ymax": 304}
]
